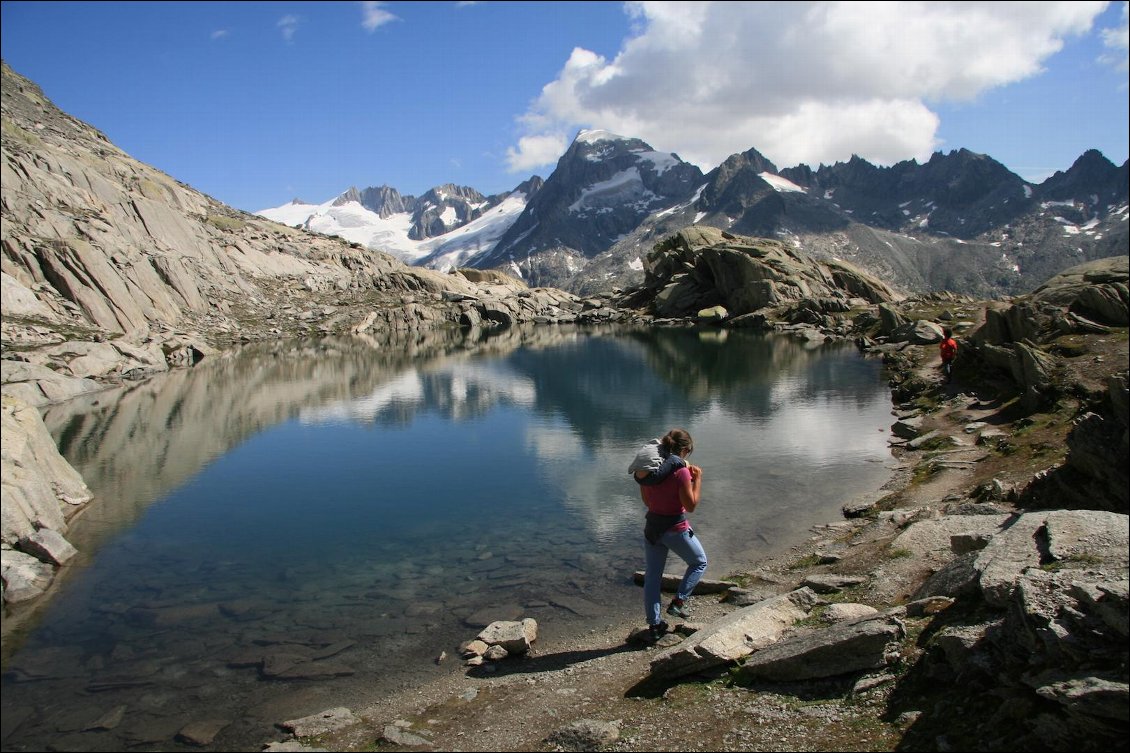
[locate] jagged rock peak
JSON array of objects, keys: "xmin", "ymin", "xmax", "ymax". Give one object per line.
[
  {"xmin": 1039, "ymin": 148, "xmax": 1127, "ymax": 204},
  {"xmin": 357, "ymin": 185, "xmax": 413, "ymax": 217},
  {"xmin": 718, "ymin": 146, "xmax": 779, "ymax": 176},
  {"xmin": 418, "ymin": 184, "xmax": 486, "ymax": 206},
  {"xmin": 511, "ymin": 175, "xmax": 544, "ymax": 198}
]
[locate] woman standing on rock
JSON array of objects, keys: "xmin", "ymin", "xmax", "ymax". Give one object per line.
[{"xmin": 636, "ymin": 428, "xmax": 707, "ymax": 641}]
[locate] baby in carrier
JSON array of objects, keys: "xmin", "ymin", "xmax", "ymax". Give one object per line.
[{"xmin": 628, "ymin": 438, "xmax": 687, "ymax": 486}]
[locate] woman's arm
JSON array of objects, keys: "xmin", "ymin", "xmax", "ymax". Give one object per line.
[{"xmin": 678, "ymin": 465, "xmax": 702, "ymax": 512}]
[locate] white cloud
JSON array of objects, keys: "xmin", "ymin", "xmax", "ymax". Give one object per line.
[
  {"xmin": 1100, "ymin": 1, "xmax": 1129, "ymax": 73},
  {"xmin": 507, "ymin": 1, "xmax": 1108, "ymax": 172},
  {"xmin": 506, "ymin": 133, "xmax": 569, "ymax": 173},
  {"xmin": 210, "ymin": 29, "xmax": 229, "ymax": 41},
  {"xmin": 361, "ymin": 1, "xmax": 398, "ymax": 32},
  {"xmin": 277, "ymin": 14, "xmax": 300, "ymax": 42}
]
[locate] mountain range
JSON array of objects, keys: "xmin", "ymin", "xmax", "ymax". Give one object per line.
[{"xmin": 261, "ymin": 132, "xmax": 1128, "ymax": 299}]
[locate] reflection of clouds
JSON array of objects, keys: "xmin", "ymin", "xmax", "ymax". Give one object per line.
[
  {"xmin": 525, "ymin": 420, "xmax": 642, "ymax": 546},
  {"xmin": 299, "ymin": 369, "xmax": 424, "ymax": 424},
  {"xmin": 298, "ymin": 362, "xmax": 538, "ymax": 425},
  {"xmin": 761, "ymin": 374, "xmax": 892, "ymax": 464}
]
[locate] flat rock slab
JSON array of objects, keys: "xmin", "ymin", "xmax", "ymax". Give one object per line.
[
  {"xmin": 632, "ymin": 571, "xmax": 738, "ymax": 594},
  {"xmin": 893, "ymin": 513, "xmax": 1014, "ymax": 571},
  {"xmin": 736, "ymin": 614, "xmax": 907, "ymax": 682},
  {"xmin": 176, "ymin": 719, "xmax": 230, "ymax": 746},
  {"xmin": 975, "ymin": 510, "xmax": 1129, "ymax": 607},
  {"xmin": 801, "ymin": 574, "xmax": 868, "ymax": 593},
  {"xmin": 280, "ymin": 707, "xmax": 359, "ymax": 738}
]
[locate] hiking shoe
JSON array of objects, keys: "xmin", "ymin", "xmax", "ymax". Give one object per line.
[
  {"xmin": 647, "ymin": 621, "xmax": 670, "ymax": 641},
  {"xmin": 666, "ymin": 600, "xmax": 691, "ymax": 619}
]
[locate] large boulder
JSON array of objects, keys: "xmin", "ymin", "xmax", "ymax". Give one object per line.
[
  {"xmin": 733, "ymin": 613, "xmax": 906, "ymax": 682},
  {"xmin": 1029, "ymin": 256, "xmax": 1128, "ymax": 326},
  {"xmin": 642, "ymin": 229, "xmax": 897, "ymax": 318}
]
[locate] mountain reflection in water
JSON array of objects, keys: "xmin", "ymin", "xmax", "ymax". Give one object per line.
[{"xmin": 4, "ymin": 325, "xmax": 896, "ymax": 752}]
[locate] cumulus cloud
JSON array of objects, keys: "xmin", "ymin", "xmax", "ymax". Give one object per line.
[
  {"xmin": 506, "ymin": 1, "xmax": 1107, "ymax": 173},
  {"xmin": 360, "ymin": 1, "xmax": 398, "ymax": 32},
  {"xmin": 506, "ymin": 133, "xmax": 569, "ymax": 172},
  {"xmin": 277, "ymin": 14, "xmax": 300, "ymax": 42},
  {"xmin": 1100, "ymin": 1, "xmax": 1129, "ymax": 72}
]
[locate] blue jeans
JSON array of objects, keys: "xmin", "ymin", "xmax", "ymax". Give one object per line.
[{"xmin": 643, "ymin": 528, "xmax": 708, "ymax": 626}]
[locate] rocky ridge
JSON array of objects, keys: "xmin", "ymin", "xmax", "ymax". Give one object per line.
[{"xmin": 1, "ymin": 60, "xmax": 623, "ymax": 369}]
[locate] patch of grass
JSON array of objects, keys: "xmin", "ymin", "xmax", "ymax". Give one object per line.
[
  {"xmin": 916, "ymin": 436, "xmax": 953, "ymax": 452},
  {"xmin": 724, "ymin": 572, "xmax": 758, "ymax": 588},
  {"xmin": 888, "ymin": 547, "xmax": 913, "ymax": 559},
  {"xmin": 910, "ymin": 462, "xmax": 942, "ymax": 484},
  {"xmin": 793, "ymin": 605, "xmax": 831, "ymax": 628},
  {"xmin": 206, "ymin": 214, "xmax": 246, "ymax": 232},
  {"xmin": 788, "ymin": 554, "xmax": 824, "ymax": 570}
]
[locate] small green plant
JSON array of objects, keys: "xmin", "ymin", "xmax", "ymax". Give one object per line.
[
  {"xmin": 889, "ymin": 547, "xmax": 913, "ymax": 559},
  {"xmin": 1041, "ymin": 551, "xmax": 1103, "ymax": 571}
]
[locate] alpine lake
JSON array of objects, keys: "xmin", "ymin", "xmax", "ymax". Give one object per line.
[{"xmin": 1, "ymin": 323, "xmax": 899, "ymax": 751}]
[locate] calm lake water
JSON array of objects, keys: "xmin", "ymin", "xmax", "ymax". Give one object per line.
[{"xmin": 1, "ymin": 324, "xmax": 896, "ymax": 751}]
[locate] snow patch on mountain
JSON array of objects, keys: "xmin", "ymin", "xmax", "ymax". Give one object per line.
[
  {"xmin": 634, "ymin": 149, "xmax": 681, "ymax": 175},
  {"xmin": 759, "ymin": 172, "xmax": 806, "ymax": 193},
  {"xmin": 418, "ymin": 193, "xmax": 530, "ymax": 271},
  {"xmin": 259, "ymin": 198, "xmax": 426, "ymax": 260},
  {"xmin": 569, "ymin": 168, "xmax": 658, "ymax": 214},
  {"xmin": 258, "ymin": 190, "xmax": 531, "ymax": 266}
]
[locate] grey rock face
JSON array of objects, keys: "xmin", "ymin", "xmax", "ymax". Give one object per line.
[
  {"xmin": 624, "ymin": 226, "xmax": 897, "ymax": 320},
  {"xmin": 649, "ymin": 588, "xmax": 819, "ymax": 679},
  {"xmin": 734, "ymin": 613, "xmax": 907, "ymax": 682}
]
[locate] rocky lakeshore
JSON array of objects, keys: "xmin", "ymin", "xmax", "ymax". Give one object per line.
[{"xmin": 250, "ymin": 272, "xmax": 1127, "ymax": 753}]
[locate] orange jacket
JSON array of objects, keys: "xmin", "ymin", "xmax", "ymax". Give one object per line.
[{"xmin": 940, "ymin": 337, "xmax": 957, "ymax": 362}]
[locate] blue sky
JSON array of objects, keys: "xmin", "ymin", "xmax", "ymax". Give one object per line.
[{"xmin": 2, "ymin": 1, "xmax": 1127, "ymax": 214}]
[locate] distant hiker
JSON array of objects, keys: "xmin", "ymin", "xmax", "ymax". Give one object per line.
[
  {"xmin": 940, "ymin": 327, "xmax": 958, "ymax": 384},
  {"xmin": 633, "ymin": 428, "xmax": 707, "ymax": 642}
]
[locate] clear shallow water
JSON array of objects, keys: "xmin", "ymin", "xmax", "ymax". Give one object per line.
[{"xmin": 1, "ymin": 325, "xmax": 896, "ymax": 751}]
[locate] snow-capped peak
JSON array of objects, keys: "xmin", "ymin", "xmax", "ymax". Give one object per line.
[{"xmin": 575, "ymin": 129, "xmax": 629, "ymax": 145}]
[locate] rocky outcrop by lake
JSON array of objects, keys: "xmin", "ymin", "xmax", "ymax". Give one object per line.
[{"xmin": 615, "ymin": 225, "xmax": 899, "ymax": 321}]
